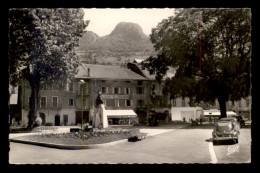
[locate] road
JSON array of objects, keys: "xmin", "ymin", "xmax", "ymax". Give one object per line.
[{"xmin": 9, "ymin": 126, "xmax": 251, "ymax": 164}]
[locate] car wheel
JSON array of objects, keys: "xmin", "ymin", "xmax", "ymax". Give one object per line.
[{"xmin": 213, "ymin": 140, "xmax": 217, "ymax": 145}]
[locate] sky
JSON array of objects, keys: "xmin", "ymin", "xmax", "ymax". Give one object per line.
[{"xmin": 83, "ymin": 8, "xmax": 175, "ymax": 37}]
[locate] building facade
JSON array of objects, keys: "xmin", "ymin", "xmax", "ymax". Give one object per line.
[
  {"xmin": 18, "ymin": 60, "xmax": 251, "ymax": 126},
  {"xmin": 20, "ymin": 63, "xmax": 148, "ymax": 126}
]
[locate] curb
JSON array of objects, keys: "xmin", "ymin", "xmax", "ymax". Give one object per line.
[{"xmin": 9, "ymin": 138, "xmax": 129, "ymax": 150}]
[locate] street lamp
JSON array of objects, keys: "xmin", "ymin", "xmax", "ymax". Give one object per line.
[{"xmin": 79, "ymin": 79, "xmax": 85, "ymax": 129}]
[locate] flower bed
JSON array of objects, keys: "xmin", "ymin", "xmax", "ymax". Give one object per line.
[{"xmin": 14, "ymin": 128, "xmax": 145, "ymax": 145}]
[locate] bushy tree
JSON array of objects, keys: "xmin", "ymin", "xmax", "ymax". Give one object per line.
[
  {"xmin": 9, "ymin": 8, "xmax": 88, "ymax": 127},
  {"xmin": 142, "ymin": 8, "xmax": 251, "ymax": 118}
]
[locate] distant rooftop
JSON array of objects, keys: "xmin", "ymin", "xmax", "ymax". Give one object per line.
[
  {"xmin": 75, "ymin": 63, "xmax": 147, "ymax": 80},
  {"xmin": 130, "ymin": 60, "xmax": 176, "ymax": 80}
]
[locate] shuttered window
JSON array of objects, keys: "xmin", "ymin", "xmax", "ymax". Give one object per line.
[
  {"xmin": 52, "ymin": 97, "xmax": 58, "ymax": 107},
  {"xmin": 40, "ymin": 97, "xmax": 47, "ymax": 108}
]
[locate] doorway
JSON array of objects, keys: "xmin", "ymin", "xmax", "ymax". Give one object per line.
[{"xmin": 55, "ymin": 114, "xmax": 60, "ymax": 126}]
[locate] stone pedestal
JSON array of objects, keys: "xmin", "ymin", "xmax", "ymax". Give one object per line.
[{"xmin": 92, "ymin": 104, "xmax": 108, "ymax": 128}]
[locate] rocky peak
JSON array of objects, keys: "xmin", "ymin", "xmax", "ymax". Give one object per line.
[{"xmin": 109, "ymin": 22, "xmax": 148, "ymax": 41}]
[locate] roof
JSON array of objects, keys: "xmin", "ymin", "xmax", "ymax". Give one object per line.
[
  {"xmin": 130, "ymin": 62, "xmax": 176, "ymax": 80},
  {"xmin": 105, "ymin": 109, "xmax": 137, "ymax": 118},
  {"xmin": 75, "ymin": 64, "xmax": 147, "ymax": 80}
]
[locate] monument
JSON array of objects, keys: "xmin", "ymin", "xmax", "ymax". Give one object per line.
[{"xmin": 92, "ymin": 89, "xmax": 108, "ymax": 128}]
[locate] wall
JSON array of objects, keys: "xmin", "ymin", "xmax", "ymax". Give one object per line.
[{"xmin": 171, "ymin": 107, "xmax": 203, "ymax": 121}]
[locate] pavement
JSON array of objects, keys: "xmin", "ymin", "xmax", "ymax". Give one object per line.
[{"xmin": 9, "ymin": 123, "xmax": 251, "ymax": 164}]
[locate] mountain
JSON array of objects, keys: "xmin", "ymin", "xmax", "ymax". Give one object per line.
[
  {"xmin": 109, "ymin": 22, "xmax": 149, "ymax": 41},
  {"xmin": 78, "ymin": 22, "xmax": 154, "ymax": 64}
]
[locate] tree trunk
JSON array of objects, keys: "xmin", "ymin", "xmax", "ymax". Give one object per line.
[
  {"xmin": 28, "ymin": 80, "xmax": 40, "ymax": 128},
  {"xmin": 218, "ymin": 96, "xmax": 227, "ymax": 118}
]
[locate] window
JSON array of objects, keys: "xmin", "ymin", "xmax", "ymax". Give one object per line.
[
  {"xmin": 115, "ymin": 100, "xmax": 119, "ymax": 107},
  {"xmin": 113, "ymin": 87, "xmax": 120, "ymax": 94},
  {"xmin": 69, "ymin": 83, "xmax": 73, "ymax": 92},
  {"xmin": 52, "ymin": 97, "xmax": 58, "ymax": 107},
  {"xmin": 138, "ymin": 81, "xmax": 143, "ymax": 85},
  {"xmin": 69, "ymin": 98, "xmax": 74, "ymax": 106},
  {"xmin": 125, "ymin": 88, "xmax": 130, "ymax": 94},
  {"xmin": 137, "ymin": 99, "xmax": 144, "ymax": 106},
  {"xmin": 125, "ymin": 100, "xmax": 132, "ymax": 107},
  {"xmin": 40, "ymin": 97, "xmax": 47, "ymax": 108},
  {"xmin": 136, "ymin": 87, "xmax": 144, "ymax": 94},
  {"xmin": 102, "ymin": 87, "xmax": 108, "ymax": 94}
]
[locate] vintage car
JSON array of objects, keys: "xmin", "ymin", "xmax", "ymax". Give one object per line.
[
  {"xmin": 229, "ymin": 115, "xmax": 246, "ymax": 127},
  {"xmin": 212, "ymin": 117, "xmax": 240, "ymax": 144}
]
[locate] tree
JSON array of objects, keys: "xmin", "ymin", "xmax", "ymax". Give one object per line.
[
  {"xmin": 142, "ymin": 8, "xmax": 251, "ymax": 118},
  {"xmin": 8, "ymin": 8, "xmax": 88, "ymax": 128}
]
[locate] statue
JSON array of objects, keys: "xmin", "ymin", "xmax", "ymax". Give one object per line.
[
  {"xmin": 93, "ymin": 89, "xmax": 104, "ymax": 128},
  {"xmin": 96, "ymin": 89, "xmax": 103, "ymax": 107}
]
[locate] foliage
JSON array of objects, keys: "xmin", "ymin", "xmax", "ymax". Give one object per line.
[
  {"xmin": 142, "ymin": 9, "xmax": 251, "ymax": 118},
  {"xmin": 8, "ymin": 8, "xmax": 88, "ymax": 127}
]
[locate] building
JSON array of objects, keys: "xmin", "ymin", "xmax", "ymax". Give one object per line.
[
  {"xmin": 20, "ymin": 63, "xmax": 148, "ymax": 126},
  {"xmin": 9, "ymin": 85, "xmax": 22, "ymax": 125},
  {"xmin": 18, "ymin": 60, "xmax": 251, "ymax": 126},
  {"xmin": 78, "ymin": 64, "xmax": 148, "ymax": 125},
  {"xmin": 127, "ymin": 60, "xmax": 178, "ymax": 122}
]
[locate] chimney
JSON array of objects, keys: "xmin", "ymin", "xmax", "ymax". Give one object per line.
[{"xmin": 88, "ymin": 68, "xmax": 90, "ymax": 77}]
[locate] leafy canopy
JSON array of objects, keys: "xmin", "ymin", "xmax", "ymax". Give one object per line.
[
  {"xmin": 142, "ymin": 8, "xmax": 251, "ymax": 105},
  {"xmin": 9, "ymin": 8, "xmax": 88, "ymax": 86}
]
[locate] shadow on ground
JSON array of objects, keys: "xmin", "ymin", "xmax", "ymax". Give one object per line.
[
  {"xmin": 242, "ymin": 124, "xmax": 251, "ymax": 129},
  {"xmin": 183, "ymin": 124, "xmax": 215, "ymax": 129},
  {"xmin": 113, "ymin": 123, "xmax": 190, "ymax": 129},
  {"xmin": 205, "ymin": 138, "xmax": 238, "ymax": 145}
]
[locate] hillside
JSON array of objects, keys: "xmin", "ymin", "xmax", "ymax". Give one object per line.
[{"xmin": 78, "ymin": 22, "xmax": 155, "ymax": 65}]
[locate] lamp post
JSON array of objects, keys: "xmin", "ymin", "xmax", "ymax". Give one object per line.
[{"xmin": 79, "ymin": 79, "xmax": 85, "ymax": 129}]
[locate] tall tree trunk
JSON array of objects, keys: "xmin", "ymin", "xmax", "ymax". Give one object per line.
[
  {"xmin": 218, "ymin": 96, "xmax": 227, "ymax": 118},
  {"xmin": 28, "ymin": 80, "xmax": 40, "ymax": 128}
]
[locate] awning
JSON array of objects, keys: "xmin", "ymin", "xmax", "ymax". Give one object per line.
[
  {"xmin": 106, "ymin": 110, "xmax": 137, "ymax": 118},
  {"xmin": 10, "ymin": 94, "xmax": 18, "ymax": 105},
  {"xmin": 203, "ymin": 110, "xmax": 237, "ymax": 117}
]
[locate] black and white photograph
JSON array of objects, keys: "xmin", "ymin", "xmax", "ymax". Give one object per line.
[{"xmin": 8, "ymin": 8, "xmax": 251, "ymax": 164}]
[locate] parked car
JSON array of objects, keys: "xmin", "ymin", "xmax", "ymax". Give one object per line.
[
  {"xmin": 227, "ymin": 115, "xmax": 246, "ymax": 127},
  {"xmin": 235, "ymin": 116, "xmax": 246, "ymax": 127},
  {"xmin": 212, "ymin": 117, "xmax": 240, "ymax": 144}
]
